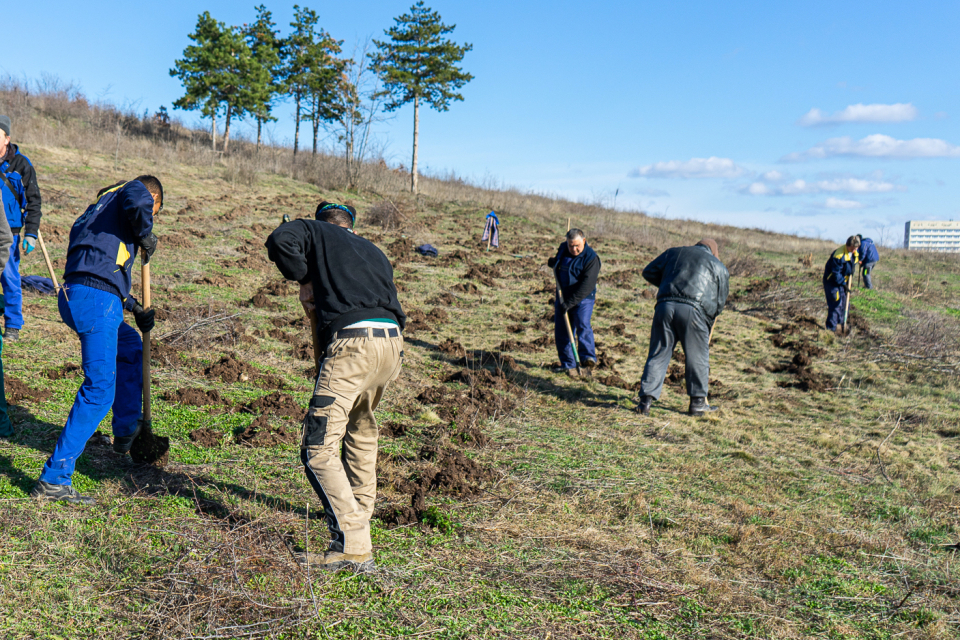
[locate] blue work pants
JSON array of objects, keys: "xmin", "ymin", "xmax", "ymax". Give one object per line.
[
  {"xmin": 39, "ymin": 284, "xmax": 142, "ymax": 485},
  {"xmin": 1, "ymin": 235, "xmax": 22, "ymax": 331},
  {"xmin": 824, "ymin": 282, "xmax": 846, "ymax": 332},
  {"xmin": 0, "ymin": 293, "xmax": 12, "ymax": 437},
  {"xmin": 554, "ymin": 297, "xmax": 596, "ymax": 369}
]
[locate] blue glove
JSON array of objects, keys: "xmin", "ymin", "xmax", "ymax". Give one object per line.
[{"xmin": 22, "ymin": 236, "xmax": 36, "ymax": 254}]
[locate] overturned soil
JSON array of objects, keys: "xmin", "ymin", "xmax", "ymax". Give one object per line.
[
  {"xmin": 202, "ymin": 355, "xmax": 285, "ymax": 389},
  {"xmin": 376, "ymin": 445, "xmax": 496, "ymax": 527},
  {"xmin": 438, "ymin": 338, "xmax": 466, "ymax": 358},
  {"xmin": 242, "ymin": 392, "xmax": 303, "ymax": 420},
  {"xmin": 189, "ymin": 428, "xmax": 223, "ymax": 447},
  {"xmin": 6, "ymin": 378, "xmax": 53, "ymax": 405},
  {"xmin": 162, "ymin": 387, "xmax": 227, "ymax": 408},
  {"xmin": 769, "ymin": 319, "xmax": 834, "ymax": 392},
  {"xmin": 462, "ymin": 267, "xmax": 496, "ymax": 287},
  {"xmin": 42, "ymin": 363, "xmax": 81, "ymax": 380},
  {"xmin": 235, "ymin": 415, "xmax": 299, "ymax": 447}
]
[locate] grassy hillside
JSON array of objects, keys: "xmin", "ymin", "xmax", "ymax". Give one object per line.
[{"xmin": 0, "ymin": 99, "xmax": 959, "ymax": 639}]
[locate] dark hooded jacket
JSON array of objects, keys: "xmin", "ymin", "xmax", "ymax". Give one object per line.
[
  {"xmin": 642, "ymin": 244, "xmax": 730, "ymax": 324},
  {"xmin": 265, "ymin": 219, "xmax": 406, "ymax": 347},
  {"xmin": 0, "ymin": 143, "xmax": 42, "ymax": 237}
]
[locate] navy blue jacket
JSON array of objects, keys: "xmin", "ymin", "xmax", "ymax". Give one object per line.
[
  {"xmin": 822, "ymin": 246, "xmax": 858, "ymax": 287},
  {"xmin": 859, "ymin": 237, "xmax": 879, "ymax": 264},
  {"xmin": 64, "ymin": 181, "xmax": 154, "ymax": 309},
  {"xmin": 0, "ymin": 144, "xmax": 42, "ymax": 237},
  {"xmin": 549, "ymin": 242, "xmax": 601, "ymax": 309}
]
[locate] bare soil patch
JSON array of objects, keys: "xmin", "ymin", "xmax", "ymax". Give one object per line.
[
  {"xmin": 6, "ymin": 378, "xmax": 52, "ymax": 404},
  {"xmin": 42, "ymin": 363, "xmax": 81, "ymax": 380},
  {"xmin": 235, "ymin": 415, "xmax": 299, "ymax": 447}
]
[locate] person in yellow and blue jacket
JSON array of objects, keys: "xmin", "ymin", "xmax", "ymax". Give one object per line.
[
  {"xmin": 31, "ymin": 176, "xmax": 162, "ymax": 505},
  {"xmin": 822, "ymin": 235, "xmax": 860, "ymax": 332}
]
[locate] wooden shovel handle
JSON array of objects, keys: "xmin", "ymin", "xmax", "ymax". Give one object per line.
[{"xmin": 141, "ymin": 253, "xmax": 151, "ymax": 422}]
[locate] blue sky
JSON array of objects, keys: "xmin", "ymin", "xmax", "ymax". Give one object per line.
[{"xmin": 4, "ymin": 1, "xmax": 959, "ymax": 244}]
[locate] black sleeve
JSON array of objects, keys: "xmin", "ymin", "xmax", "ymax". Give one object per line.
[
  {"xmin": 547, "ymin": 256, "xmax": 557, "ymax": 268},
  {"xmin": 563, "ymin": 256, "xmax": 600, "ymax": 309},
  {"xmin": 20, "ymin": 161, "xmax": 42, "ymax": 237},
  {"xmin": 119, "ymin": 182, "xmax": 154, "ymax": 242},
  {"xmin": 642, "ymin": 251, "xmax": 668, "ymax": 286},
  {"xmin": 265, "ymin": 220, "xmax": 313, "ymax": 284},
  {"xmin": 716, "ymin": 266, "xmax": 729, "ymax": 317}
]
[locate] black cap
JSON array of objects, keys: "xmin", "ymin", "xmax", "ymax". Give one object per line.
[{"xmin": 0, "ymin": 115, "xmax": 10, "ymax": 137}]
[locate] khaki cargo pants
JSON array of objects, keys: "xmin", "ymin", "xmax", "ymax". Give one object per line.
[{"xmin": 301, "ymin": 328, "xmax": 403, "ymax": 555}]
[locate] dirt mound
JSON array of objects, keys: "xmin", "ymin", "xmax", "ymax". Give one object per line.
[
  {"xmin": 604, "ymin": 268, "xmax": 643, "ymax": 288},
  {"xmin": 438, "ymin": 249, "xmax": 474, "ymax": 266},
  {"xmin": 271, "ymin": 316, "xmax": 309, "ymax": 330},
  {"xmin": 259, "ymin": 280, "xmax": 293, "ymax": 296},
  {"xmin": 388, "ymin": 237, "xmax": 416, "ymax": 262},
  {"xmin": 769, "ymin": 319, "xmax": 833, "ymax": 392},
  {"xmin": 194, "ymin": 275, "xmax": 228, "ymax": 287},
  {"xmin": 42, "ymin": 363, "xmax": 81, "ymax": 380},
  {"xmin": 162, "ymin": 387, "xmax": 226, "ymax": 407},
  {"xmin": 164, "ymin": 232, "xmax": 195, "ymax": 249},
  {"xmin": 235, "ymin": 415, "xmax": 299, "ymax": 447},
  {"xmin": 380, "ymin": 421, "xmax": 408, "ymax": 438},
  {"xmin": 498, "ymin": 339, "xmax": 537, "ymax": 353},
  {"xmin": 597, "ymin": 374, "xmax": 630, "ymax": 389},
  {"xmin": 376, "ymin": 446, "xmax": 495, "ymax": 527},
  {"xmin": 242, "ymin": 392, "xmax": 302, "ymax": 420},
  {"xmin": 189, "ymin": 428, "xmax": 223, "ymax": 447},
  {"xmin": 151, "ymin": 340, "xmax": 185, "ymax": 367},
  {"xmin": 248, "ymin": 293, "xmax": 277, "ymax": 309},
  {"xmin": 6, "ymin": 378, "xmax": 52, "ymax": 404},
  {"xmin": 429, "ymin": 292, "xmax": 456, "ymax": 306},
  {"xmin": 438, "ymin": 338, "xmax": 466, "ymax": 357},
  {"xmin": 417, "ymin": 374, "xmax": 517, "ymax": 423},
  {"xmin": 452, "ymin": 282, "xmax": 478, "ymax": 294},
  {"xmin": 203, "ymin": 355, "xmax": 259, "ymax": 384},
  {"xmin": 462, "ymin": 267, "xmax": 495, "ymax": 287}
]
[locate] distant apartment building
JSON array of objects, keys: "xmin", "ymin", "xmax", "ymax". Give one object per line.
[{"xmin": 903, "ymin": 220, "xmax": 960, "ymax": 252}]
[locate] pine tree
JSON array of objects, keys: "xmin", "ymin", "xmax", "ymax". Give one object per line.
[
  {"xmin": 243, "ymin": 5, "xmax": 283, "ymax": 153},
  {"xmin": 171, "ymin": 12, "xmax": 262, "ymax": 153},
  {"xmin": 301, "ymin": 32, "xmax": 349, "ymax": 156},
  {"xmin": 281, "ymin": 5, "xmax": 320, "ymax": 158},
  {"xmin": 372, "ymin": 1, "xmax": 473, "ymax": 193}
]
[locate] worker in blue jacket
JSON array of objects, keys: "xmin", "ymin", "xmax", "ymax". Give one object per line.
[
  {"xmin": 547, "ymin": 229, "xmax": 601, "ymax": 377},
  {"xmin": 856, "ymin": 235, "xmax": 879, "ymax": 290},
  {"xmin": 823, "ymin": 235, "xmax": 860, "ymax": 332},
  {"xmin": 0, "ymin": 115, "xmax": 43, "ymax": 342},
  {"xmin": 31, "ymin": 176, "xmax": 162, "ymax": 505}
]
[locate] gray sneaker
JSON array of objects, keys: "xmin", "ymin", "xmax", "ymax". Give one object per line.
[
  {"xmin": 296, "ymin": 550, "xmax": 375, "ymax": 573},
  {"xmin": 30, "ymin": 480, "xmax": 96, "ymax": 505},
  {"xmin": 4, "ymin": 327, "xmax": 20, "ymax": 342}
]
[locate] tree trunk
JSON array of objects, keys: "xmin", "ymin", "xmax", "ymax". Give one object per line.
[
  {"xmin": 345, "ymin": 136, "xmax": 354, "ymax": 188},
  {"xmin": 223, "ymin": 104, "xmax": 232, "ymax": 154},
  {"xmin": 211, "ymin": 109, "xmax": 217, "ymax": 152},
  {"xmin": 311, "ymin": 93, "xmax": 319, "ymax": 156},
  {"xmin": 294, "ymin": 92, "xmax": 301, "ymax": 157},
  {"xmin": 411, "ymin": 95, "xmax": 419, "ymax": 194},
  {"xmin": 256, "ymin": 118, "xmax": 262, "ymax": 154}
]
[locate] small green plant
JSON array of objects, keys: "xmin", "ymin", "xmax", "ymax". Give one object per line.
[{"xmin": 422, "ymin": 506, "xmax": 460, "ymax": 534}]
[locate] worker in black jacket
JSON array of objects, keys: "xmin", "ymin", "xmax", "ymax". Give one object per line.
[
  {"xmin": 547, "ymin": 229, "xmax": 601, "ymax": 377},
  {"xmin": 0, "ymin": 115, "xmax": 43, "ymax": 342},
  {"xmin": 265, "ymin": 201, "xmax": 405, "ymax": 573},
  {"xmin": 636, "ymin": 239, "xmax": 729, "ymax": 417}
]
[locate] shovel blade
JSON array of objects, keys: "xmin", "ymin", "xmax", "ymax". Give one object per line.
[{"xmin": 129, "ymin": 419, "xmax": 170, "ymax": 465}]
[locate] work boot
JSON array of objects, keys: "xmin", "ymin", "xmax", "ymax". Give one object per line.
[
  {"xmin": 30, "ymin": 480, "xmax": 96, "ymax": 506},
  {"xmin": 635, "ymin": 395, "xmax": 654, "ymax": 416},
  {"xmin": 296, "ymin": 550, "xmax": 375, "ymax": 573},
  {"xmin": 113, "ymin": 420, "xmax": 143, "ymax": 454},
  {"xmin": 582, "ymin": 358, "xmax": 598, "ymax": 369},
  {"xmin": 4, "ymin": 327, "xmax": 19, "ymax": 342},
  {"xmin": 688, "ymin": 397, "xmax": 718, "ymax": 417}
]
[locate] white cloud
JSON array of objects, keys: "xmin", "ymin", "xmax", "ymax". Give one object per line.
[
  {"xmin": 630, "ymin": 157, "xmax": 745, "ymax": 179},
  {"xmin": 782, "ymin": 134, "xmax": 960, "ymax": 161},
  {"xmin": 824, "ymin": 197, "xmax": 864, "ymax": 209},
  {"xmin": 798, "ymin": 103, "xmax": 918, "ymax": 126},
  {"xmin": 740, "ymin": 175, "xmax": 901, "ymax": 196},
  {"xmin": 634, "ymin": 187, "xmax": 670, "ymax": 197}
]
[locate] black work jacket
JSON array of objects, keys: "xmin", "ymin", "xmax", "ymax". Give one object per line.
[
  {"xmin": 265, "ymin": 220, "xmax": 406, "ymax": 347},
  {"xmin": 642, "ymin": 245, "xmax": 730, "ymax": 324}
]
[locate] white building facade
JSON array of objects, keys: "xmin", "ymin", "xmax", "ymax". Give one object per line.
[{"xmin": 904, "ymin": 220, "xmax": 960, "ymax": 252}]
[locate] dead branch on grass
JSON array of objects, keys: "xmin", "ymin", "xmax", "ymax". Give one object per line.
[{"xmin": 875, "ymin": 415, "xmax": 901, "ymax": 485}]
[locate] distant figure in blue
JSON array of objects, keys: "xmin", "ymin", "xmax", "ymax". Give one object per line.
[
  {"xmin": 823, "ymin": 235, "xmax": 860, "ymax": 333},
  {"xmin": 856, "ymin": 234, "xmax": 879, "ymax": 290},
  {"xmin": 0, "ymin": 115, "xmax": 44, "ymax": 343},
  {"xmin": 31, "ymin": 177, "xmax": 162, "ymax": 506},
  {"xmin": 547, "ymin": 229, "xmax": 601, "ymax": 377}
]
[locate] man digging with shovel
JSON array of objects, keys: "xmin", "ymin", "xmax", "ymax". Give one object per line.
[
  {"xmin": 266, "ymin": 201, "xmax": 406, "ymax": 572},
  {"xmin": 548, "ymin": 229, "xmax": 601, "ymax": 377},
  {"xmin": 635, "ymin": 239, "xmax": 729, "ymax": 417},
  {"xmin": 31, "ymin": 177, "xmax": 163, "ymax": 505}
]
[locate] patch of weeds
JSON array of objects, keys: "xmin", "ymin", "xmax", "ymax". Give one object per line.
[{"xmin": 422, "ymin": 505, "xmax": 460, "ymax": 534}]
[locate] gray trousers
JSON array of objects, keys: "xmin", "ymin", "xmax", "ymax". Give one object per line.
[{"xmin": 639, "ymin": 301, "xmax": 710, "ymax": 400}]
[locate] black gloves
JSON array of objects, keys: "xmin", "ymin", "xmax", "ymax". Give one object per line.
[
  {"xmin": 547, "ymin": 256, "xmax": 557, "ymax": 268},
  {"xmin": 130, "ymin": 302, "xmax": 156, "ymax": 333},
  {"xmin": 140, "ymin": 233, "xmax": 158, "ymax": 264}
]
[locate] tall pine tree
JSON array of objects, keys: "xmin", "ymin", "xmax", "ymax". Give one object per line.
[
  {"xmin": 243, "ymin": 5, "xmax": 283, "ymax": 153},
  {"xmin": 171, "ymin": 12, "xmax": 262, "ymax": 153},
  {"xmin": 372, "ymin": 1, "xmax": 472, "ymax": 193},
  {"xmin": 301, "ymin": 31, "xmax": 348, "ymax": 156},
  {"xmin": 281, "ymin": 5, "xmax": 320, "ymax": 158}
]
